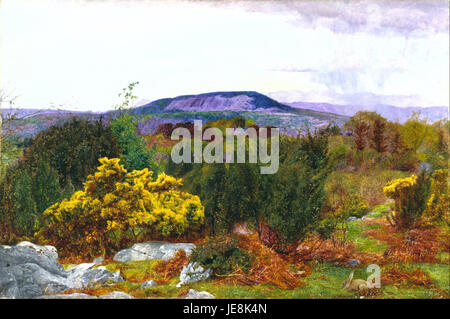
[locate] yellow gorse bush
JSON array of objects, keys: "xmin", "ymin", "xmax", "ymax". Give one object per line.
[
  {"xmin": 383, "ymin": 175, "xmax": 417, "ymax": 198},
  {"xmin": 39, "ymin": 157, "xmax": 204, "ymax": 258},
  {"xmin": 383, "ymin": 172, "xmax": 430, "ymax": 229}
]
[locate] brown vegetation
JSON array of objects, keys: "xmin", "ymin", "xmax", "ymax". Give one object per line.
[
  {"xmin": 215, "ymin": 233, "xmax": 306, "ymax": 289},
  {"xmin": 153, "ymin": 250, "xmax": 190, "ymax": 280}
]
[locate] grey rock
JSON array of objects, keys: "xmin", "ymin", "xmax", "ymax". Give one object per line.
[
  {"xmin": 184, "ymin": 289, "xmax": 214, "ymax": 299},
  {"xmin": 16, "ymin": 241, "xmax": 59, "ymax": 261},
  {"xmin": 347, "ymin": 216, "xmax": 358, "ymax": 222},
  {"xmin": 177, "ymin": 262, "xmax": 212, "ymax": 287},
  {"xmin": 347, "ymin": 258, "xmax": 361, "ymax": 265},
  {"xmin": 93, "ymin": 257, "xmax": 104, "ymax": 265},
  {"xmin": 37, "ymin": 293, "xmax": 97, "ymax": 299},
  {"xmin": 0, "ymin": 242, "xmax": 69, "ymax": 298},
  {"xmin": 66, "ymin": 263, "xmax": 123, "ymax": 289},
  {"xmin": 98, "ymin": 291, "xmax": 134, "ymax": 299},
  {"xmin": 0, "ymin": 242, "xmax": 123, "ymax": 298},
  {"xmin": 113, "ymin": 241, "xmax": 195, "ymax": 262},
  {"xmin": 140, "ymin": 280, "xmax": 157, "ymax": 289}
]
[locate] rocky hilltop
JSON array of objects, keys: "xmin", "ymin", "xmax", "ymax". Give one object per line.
[{"xmin": 131, "ymin": 91, "xmax": 294, "ymax": 114}]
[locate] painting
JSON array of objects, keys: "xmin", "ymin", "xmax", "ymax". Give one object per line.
[{"xmin": 0, "ymin": 0, "xmax": 448, "ymax": 304}]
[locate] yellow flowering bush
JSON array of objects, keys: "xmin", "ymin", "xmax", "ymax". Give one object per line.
[
  {"xmin": 38, "ymin": 157, "xmax": 204, "ymax": 258},
  {"xmin": 383, "ymin": 172, "xmax": 430, "ymax": 228}
]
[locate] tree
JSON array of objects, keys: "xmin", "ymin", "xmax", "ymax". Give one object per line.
[
  {"xmin": 110, "ymin": 113, "xmax": 157, "ymax": 172},
  {"xmin": 399, "ymin": 113, "xmax": 437, "ymax": 160},
  {"xmin": 344, "ymin": 112, "xmax": 370, "ymax": 150},
  {"xmin": 199, "ymin": 163, "xmax": 227, "ymax": 235},
  {"xmin": 371, "ymin": 116, "xmax": 388, "ymax": 153},
  {"xmin": 12, "ymin": 169, "xmax": 38, "ymax": 236},
  {"xmin": 345, "ymin": 111, "xmax": 390, "ymax": 153},
  {"xmin": 261, "ymin": 130, "xmax": 332, "ymax": 249},
  {"xmin": 61, "ymin": 178, "xmax": 75, "ymax": 200},
  {"xmin": 110, "ymin": 82, "xmax": 158, "ymax": 173},
  {"xmin": 33, "ymin": 158, "xmax": 62, "ymax": 214},
  {"xmin": 224, "ymin": 163, "xmax": 261, "ymax": 232},
  {"xmin": 23, "ymin": 118, "xmax": 121, "ymax": 188}
]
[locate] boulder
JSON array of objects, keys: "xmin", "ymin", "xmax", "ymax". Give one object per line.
[
  {"xmin": 177, "ymin": 262, "xmax": 212, "ymax": 287},
  {"xmin": 347, "ymin": 258, "xmax": 361, "ymax": 265},
  {"xmin": 184, "ymin": 289, "xmax": 214, "ymax": 299},
  {"xmin": 37, "ymin": 293, "xmax": 97, "ymax": 299},
  {"xmin": 98, "ymin": 291, "xmax": 134, "ymax": 299},
  {"xmin": 38, "ymin": 291, "xmax": 134, "ymax": 299},
  {"xmin": 0, "ymin": 242, "xmax": 69, "ymax": 298},
  {"xmin": 140, "ymin": 280, "xmax": 157, "ymax": 289},
  {"xmin": 113, "ymin": 241, "xmax": 195, "ymax": 262},
  {"xmin": 0, "ymin": 242, "xmax": 123, "ymax": 298},
  {"xmin": 66, "ymin": 263, "xmax": 123, "ymax": 289}
]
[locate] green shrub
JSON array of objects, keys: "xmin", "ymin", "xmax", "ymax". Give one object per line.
[
  {"xmin": 190, "ymin": 237, "xmax": 253, "ymax": 276},
  {"xmin": 339, "ymin": 194, "xmax": 369, "ymax": 219},
  {"xmin": 424, "ymin": 169, "xmax": 449, "ymax": 225}
]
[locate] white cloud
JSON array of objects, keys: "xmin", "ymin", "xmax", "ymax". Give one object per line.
[{"xmin": 1, "ymin": 0, "xmax": 448, "ymax": 110}]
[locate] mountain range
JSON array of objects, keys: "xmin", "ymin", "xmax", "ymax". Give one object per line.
[
  {"xmin": 283, "ymin": 101, "xmax": 448, "ymax": 123},
  {"xmin": 3, "ymin": 90, "xmax": 448, "ymax": 139}
]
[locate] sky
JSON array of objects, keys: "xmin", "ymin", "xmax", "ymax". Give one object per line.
[{"xmin": 1, "ymin": 0, "xmax": 448, "ymax": 111}]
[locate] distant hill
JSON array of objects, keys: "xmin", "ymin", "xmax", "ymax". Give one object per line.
[
  {"xmin": 3, "ymin": 92, "xmax": 350, "ymax": 139},
  {"xmin": 130, "ymin": 91, "xmax": 294, "ymax": 115},
  {"xmin": 126, "ymin": 91, "xmax": 348, "ymax": 135},
  {"xmin": 1, "ymin": 108, "xmax": 101, "ymax": 118},
  {"xmin": 1, "ymin": 108, "xmax": 102, "ymax": 139},
  {"xmin": 284, "ymin": 102, "xmax": 448, "ymax": 123}
]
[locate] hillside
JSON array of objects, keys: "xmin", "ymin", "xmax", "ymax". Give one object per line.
[
  {"xmin": 131, "ymin": 91, "xmax": 294, "ymax": 114},
  {"xmin": 127, "ymin": 91, "xmax": 348, "ymax": 135},
  {"xmin": 285, "ymin": 102, "xmax": 448, "ymax": 123}
]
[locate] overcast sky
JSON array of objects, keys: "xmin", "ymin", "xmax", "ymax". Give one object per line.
[{"xmin": 1, "ymin": 0, "xmax": 448, "ymax": 111}]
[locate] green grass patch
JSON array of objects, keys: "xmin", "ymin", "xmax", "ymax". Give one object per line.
[
  {"xmin": 102, "ymin": 260, "xmax": 447, "ymax": 299},
  {"xmin": 104, "ymin": 260, "xmax": 162, "ymax": 282},
  {"xmin": 346, "ymin": 220, "xmax": 387, "ymax": 253},
  {"xmin": 410, "ymin": 263, "xmax": 450, "ymax": 295},
  {"xmin": 367, "ymin": 204, "xmax": 392, "ymax": 218}
]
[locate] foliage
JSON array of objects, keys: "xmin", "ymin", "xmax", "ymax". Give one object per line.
[
  {"xmin": 191, "ymin": 237, "xmax": 253, "ymax": 276},
  {"xmin": 0, "ymin": 119, "xmax": 121, "ymax": 240},
  {"xmin": 384, "ymin": 171, "xmax": 431, "ymax": 228},
  {"xmin": 23, "ymin": 118, "xmax": 121, "ymax": 188},
  {"xmin": 424, "ymin": 169, "xmax": 449, "ymax": 225},
  {"xmin": 216, "ymin": 233, "xmax": 303, "ymax": 289},
  {"xmin": 38, "ymin": 157, "xmax": 204, "ymax": 258},
  {"xmin": 110, "ymin": 81, "xmax": 159, "ymax": 173},
  {"xmin": 339, "ymin": 194, "xmax": 370, "ymax": 219},
  {"xmin": 110, "ymin": 113, "xmax": 158, "ymax": 173},
  {"xmin": 153, "ymin": 250, "xmax": 189, "ymax": 280},
  {"xmin": 11, "ymin": 169, "xmax": 38, "ymax": 236},
  {"xmin": 179, "ymin": 127, "xmax": 334, "ymax": 247},
  {"xmin": 33, "ymin": 159, "xmax": 62, "ymax": 214},
  {"xmin": 260, "ymin": 129, "xmax": 333, "ymax": 248}
]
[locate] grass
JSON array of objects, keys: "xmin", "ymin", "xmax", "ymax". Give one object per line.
[
  {"xmin": 409, "ymin": 263, "xmax": 450, "ymax": 295},
  {"xmin": 85, "ymin": 204, "xmax": 448, "ymax": 299},
  {"xmin": 367, "ymin": 204, "xmax": 392, "ymax": 218},
  {"xmin": 100, "ymin": 259, "xmax": 448, "ymax": 299},
  {"xmin": 346, "ymin": 219, "xmax": 387, "ymax": 253},
  {"xmin": 104, "ymin": 260, "xmax": 162, "ymax": 282}
]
